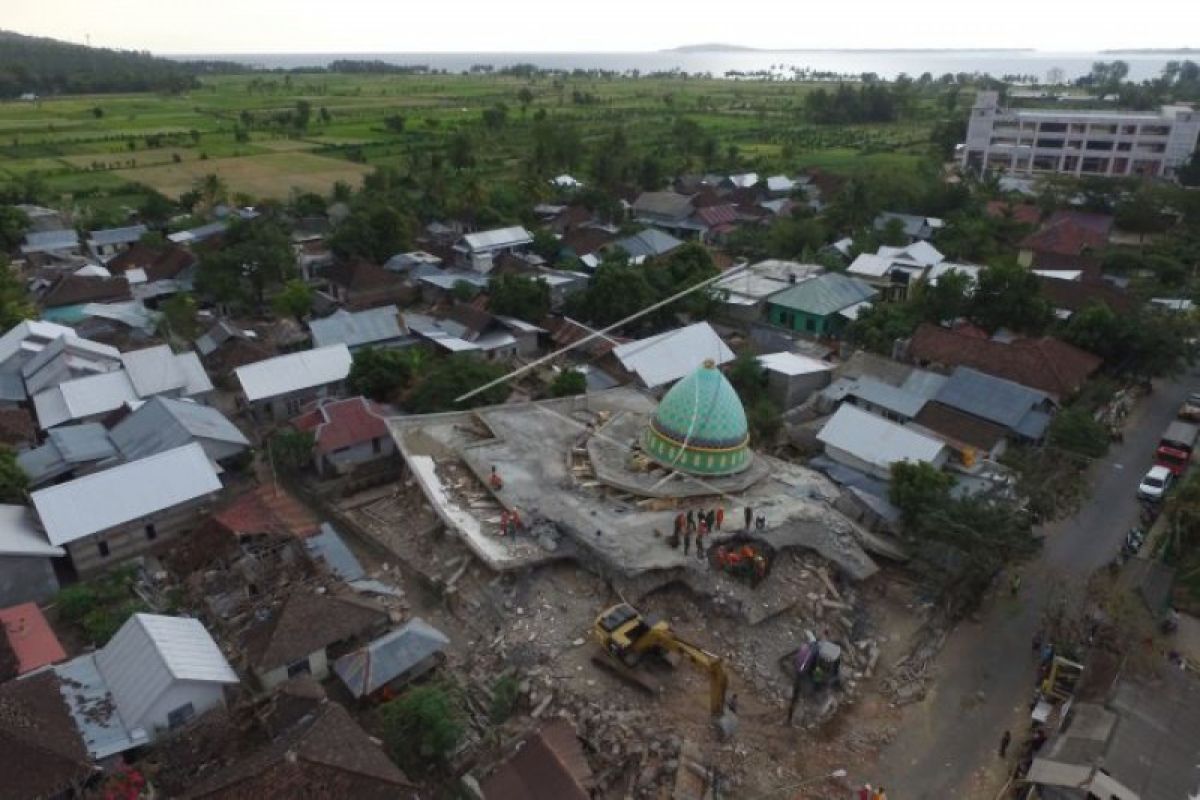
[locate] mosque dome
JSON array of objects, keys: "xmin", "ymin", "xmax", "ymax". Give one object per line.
[{"xmin": 642, "ymin": 360, "xmax": 752, "ymax": 476}]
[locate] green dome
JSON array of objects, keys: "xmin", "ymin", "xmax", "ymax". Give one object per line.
[{"xmin": 643, "ymin": 361, "xmax": 752, "ymax": 476}]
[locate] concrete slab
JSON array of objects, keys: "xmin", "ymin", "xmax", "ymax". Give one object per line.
[{"xmin": 389, "ymin": 388, "xmax": 878, "ymax": 581}]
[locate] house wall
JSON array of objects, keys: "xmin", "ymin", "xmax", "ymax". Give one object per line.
[
  {"xmin": 256, "ymin": 648, "xmax": 329, "ymax": 691},
  {"xmin": 767, "ymin": 305, "xmax": 841, "ymax": 337},
  {"xmin": 0, "ymin": 555, "xmax": 60, "ymax": 607},
  {"xmin": 200, "ymin": 438, "xmax": 247, "ymax": 464},
  {"xmin": 63, "ymin": 494, "xmax": 217, "ymax": 576},
  {"xmin": 138, "ymin": 679, "xmax": 227, "ymax": 737},
  {"xmin": 250, "ymin": 381, "xmax": 345, "ymax": 421},
  {"xmin": 824, "ymin": 443, "xmax": 947, "ymax": 481},
  {"xmin": 766, "ymin": 369, "xmax": 831, "ymax": 410},
  {"xmin": 319, "ymin": 437, "xmax": 396, "ymax": 476}
]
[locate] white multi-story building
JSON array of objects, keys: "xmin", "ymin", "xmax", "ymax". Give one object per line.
[{"xmin": 962, "ymin": 91, "xmax": 1200, "ymax": 179}]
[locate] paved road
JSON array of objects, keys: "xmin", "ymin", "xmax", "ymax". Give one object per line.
[{"xmin": 871, "ymin": 370, "xmax": 1199, "ymax": 798}]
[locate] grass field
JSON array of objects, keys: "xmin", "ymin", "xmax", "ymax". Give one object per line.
[{"xmin": 0, "ymin": 71, "xmax": 946, "ymax": 211}]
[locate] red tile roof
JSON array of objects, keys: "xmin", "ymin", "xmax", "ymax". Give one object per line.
[
  {"xmin": 323, "ymin": 258, "xmax": 403, "ymax": 293},
  {"xmin": 909, "ymin": 323, "xmax": 1101, "ymax": 399},
  {"xmin": 480, "ymin": 720, "xmax": 594, "ymax": 800},
  {"xmin": 108, "ymin": 242, "xmax": 197, "ymax": 281},
  {"xmin": 1038, "ymin": 276, "xmax": 1135, "ymax": 314},
  {"xmin": 985, "ymin": 201, "xmax": 1041, "ymax": 226},
  {"xmin": 560, "ymin": 227, "xmax": 615, "ymax": 256},
  {"xmin": 215, "ymin": 485, "xmax": 321, "ymax": 539},
  {"xmin": 0, "ymin": 603, "xmax": 66, "ymax": 676},
  {"xmin": 292, "ymin": 397, "xmax": 390, "ymax": 455},
  {"xmin": 1019, "ymin": 211, "xmax": 1112, "ymax": 257},
  {"xmin": 694, "ymin": 204, "xmax": 739, "ymax": 228}
]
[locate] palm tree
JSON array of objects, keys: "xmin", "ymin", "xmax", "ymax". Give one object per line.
[{"xmin": 193, "ymin": 173, "xmax": 228, "ymax": 214}]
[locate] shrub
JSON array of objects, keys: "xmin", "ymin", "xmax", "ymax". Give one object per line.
[{"xmin": 378, "ymin": 683, "xmax": 465, "ymax": 772}]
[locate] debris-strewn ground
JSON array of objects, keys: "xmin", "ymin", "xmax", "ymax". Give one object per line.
[{"xmin": 329, "ymin": 475, "xmax": 932, "ymax": 798}]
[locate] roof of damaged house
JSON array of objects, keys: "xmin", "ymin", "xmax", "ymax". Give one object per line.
[
  {"xmin": 234, "ymin": 344, "xmax": 352, "ymax": 403},
  {"xmin": 612, "ymin": 321, "xmax": 734, "ymax": 389},
  {"xmin": 40, "ymin": 274, "xmax": 132, "ymax": 308},
  {"xmin": 323, "ymin": 258, "xmax": 404, "ymax": 293},
  {"xmin": 334, "ymin": 617, "xmax": 450, "ymax": 698},
  {"xmin": 31, "ymin": 443, "xmax": 222, "ymax": 546},
  {"xmin": 244, "ymin": 591, "xmax": 387, "ymax": 673},
  {"xmin": 309, "ymin": 306, "xmax": 408, "ymax": 350},
  {"xmin": 0, "ymin": 406, "xmax": 36, "ymax": 448},
  {"xmin": 292, "ymin": 396, "xmax": 390, "ymax": 455},
  {"xmin": 179, "ymin": 692, "xmax": 418, "ymax": 799},
  {"xmin": 18, "ymin": 422, "xmax": 118, "ymax": 485},
  {"xmin": 1019, "ymin": 211, "xmax": 1112, "ymax": 256},
  {"xmin": 480, "ymin": 719, "xmax": 595, "ymax": 800},
  {"xmin": 214, "ymin": 484, "xmax": 320, "ymax": 539},
  {"xmin": 107, "ymin": 241, "xmax": 197, "ymax": 281},
  {"xmin": 109, "ymin": 396, "xmax": 249, "ymax": 462},
  {"xmin": 908, "ymin": 323, "xmax": 1101, "ymax": 400},
  {"xmin": 0, "ymin": 671, "xmax": 93, "ymax": 798}
]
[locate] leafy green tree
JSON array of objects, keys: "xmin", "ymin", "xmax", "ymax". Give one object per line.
[
  {"xmin": 517, "ymin": 87, "xmax": 534, "ymax": 115},
  {"xmin": 1048, "ymin": 407, "xmax": 1109, "ymax": 458},
  {"xmin": 289, "ymin": 192, "xmax": 328, "ymax": 217},
  {"xmin": 349, "ymin": 347, "xmax": 416, "ymax": 401},
  {"xmin": 746, "ymin": 397, "xmax": 782, "ymax": 446},
  {"xmin": 196, "ymin": 218, "xmax": 295, "ymax": 307},
  {"xmin": 847, "ymin": 302, "xmax": 922, "ymax": 355},
  {"xmin": 482, "ymin": 103, "xmax": 509, "ymax": 130},
  {"xmin": 549, "ymin": 368, "xmax": 586, "ymax": 397},
  {"xmin": 408, "ymin": 355, "xmax": 508, "ymax": 413},
  {"xmin": 193, "ymin": 173, "xmax": 228, "ymax": 214},
  {"xmin": 329, "ymin": 199, "xmax": 415, "ymax": 263},
  {"xmin": 377, "ymin": 684, "xmax": 465, "ymax": 773},
  {"xmin": 294, "ymin": 99, "xmax": 312, "ymax": 130},
  {"xmin": 912, "ymin": 269, "xmax": 971, "ymax": 324},
  {"xmin": 1061, "ymin": 303, "xmax": 1192, "ymax": 378},
  {"xmin": 565, "ymin": 254, "xmax": 656, "ymax": 327},
  {"xmin": 271, "ymin": 279, "xmax": 313, "ymax": 321},
  {"xmin": 269, "ymin": 428, "xmax": 315, "ymax": 471},
  {"xmin": 890, "ymin": 461, "xmax": 956, "ymax": 525},
  {"xmin": 0, "ymin": 446, "xmax": 27, "ymax": 503},
  {"xmin": 0, "ymin": 205, "xmax": 29, "ymax": 253},
  {"xmin": 489, "ymin": 274, "xmax": 550, "ymax": 322},
  {"xmin": 969, "ymin": 263, "xmax": 1051, "ymax": 334},
  {"xmin": 767, "ymin": 216, "xmax": 829, "ymax": 260},
  {"xmin": 0, "ymin": 256, "xmax": 33, "ymax": 330},
  {"xmin": 727, "ymin": 350, "xmax": 766, "ymax": 406},
  {"xmin": 159, "ymin": 292, "xmax": 199, "ymax": 340},
  {"xmin": 530, "ymin": 228, "xmax": 560, "ymax": 263}
]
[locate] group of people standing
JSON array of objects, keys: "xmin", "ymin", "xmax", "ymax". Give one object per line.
[{"xmin": 671, "ymin": 506, "xmax": 725, "ymax": 556}]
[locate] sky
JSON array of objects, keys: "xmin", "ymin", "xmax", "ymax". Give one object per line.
[{"xmin": 5, "ymin": 0, "xmax": 1198, "ymax": 54}]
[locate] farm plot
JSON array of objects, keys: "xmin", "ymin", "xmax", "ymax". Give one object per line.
[{"xmin": 118, "ymin": 151, "xmax": 372, "ymax": 199}]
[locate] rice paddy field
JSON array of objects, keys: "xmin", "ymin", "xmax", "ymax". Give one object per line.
[{"xmin": 0, "ymin": 72, "xmax": 941, "ymax": 209}]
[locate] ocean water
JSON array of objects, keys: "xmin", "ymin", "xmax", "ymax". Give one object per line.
[{"xmin": 179, "ymin": 50, "xmax": 1188, "ymax": 82}]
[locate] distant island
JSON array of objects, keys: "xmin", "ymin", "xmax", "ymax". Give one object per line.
[
  {"xmin": 1101, "ymin": 47, "xmax": 1198, "ymax": 54},
  {"xmin": 665, "ymin": 43, "xmax": 1035, "ymax": 53}
]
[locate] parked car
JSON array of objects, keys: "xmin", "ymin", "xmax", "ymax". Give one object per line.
[
  {"xmin": 1138, "ymin": 465, "xmax": 1174, "ymax": 502},
  {"xmin": 1179, "ymin": 392, "xmax": 1200, "ymax": 422}
]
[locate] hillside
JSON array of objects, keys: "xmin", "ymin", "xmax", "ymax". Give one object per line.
[{"xmin": 0, "ymin": 30, "xmax": 207, "ymax": 97}]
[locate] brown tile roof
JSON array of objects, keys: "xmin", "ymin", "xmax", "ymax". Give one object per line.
[
  {"xmin": 694, "ymin": 204, "xmax": 739, "ymax": 228},
  {"xmin": 108, "ymin": 242, "xmax": 197, "ymax": 281},
  {"xmin": 1019, "ymin": 211, "xmax": 1112, "ymax": 257},
  {"xmin": 480, "ymin": 719, "xmax": 594, "ymax": 800},
  {"xmin": 178, "ymin": 697, "xmax": 417, "ymax": 800},
  {"xmin": 560, "ymin": 227, "xmax": 615, "ymax": 256},
  {"xmin": 445, "ymin": 303, "xmax": 496, "ymax": 338},
  {"xmin": 914, "ymin": 402, "xmax": 1008, "ymax": 452},
  {"xmin": 1038, "ymin": 276, "xmax": 1135, "ymax": 314},
  {"xmin": 908, "ymin": 323, "xmax": 1101, "ymax": 399},
  {"xmin": 244, "ymin": 591, "xmax": 387, "ymax": 672},
  {"xmin": 0, "ymin": 671, "xmax": 93, "ymax": 799},
  {"xmin": 0, "ymin": 407, "xmax": 36, "ymax": 449},
  {"xmin": 550, "ymin": 205, "xmax": 593, "ymax": 232},
  {"xmin": 40, "ymin": 275, "xmax": 131, "ymax": 308},
  {"xmin": 324, "ymin": 258, "xmax": 403, "ymax": 293},
  {"xmin": 215, "ymin": 485, "xmax": 321, "ymax": 539},
  {"xmin": 985, "ymin": 201, "xmax": 1041, "ymax": 226}
]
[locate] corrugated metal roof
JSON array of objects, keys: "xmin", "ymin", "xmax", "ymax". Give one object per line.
[
  {"xmin": 846, "ymin": 376, "xmax": 929, "ymax": 419},
  {"xmin": 0, "ymin": 321, "xmax": 76, "ymax": 369},
  {"xmin": 31, "ymin": 443, "xmax": 221, "ymax": 545},
  {"xmin": 309, "ymin": 307, "xmax": 406, "ymax": 349},
  {"xmin": 54, "ymin": 653, "xmax": 150, "ymax": 758},
  {"xmin": 0, "ymin": 503, "xmax": 64, "ymax": 557},
  {"xmin": 756, "ymin": 352, "xmax": 832, "ymax": 377},
  {"xmin": 109, "ymin": 396, "xmax": 248, "ymax": 462},
  {"xmin": 88, "ymin": 225, "xmax": 147, "ymax": 248},
  {"xmin": 611, "ymin": 229, "xmax": 685, "ymax": 259},
  {"xmin": 33, "ymin": 370, "xmax": 138, "ymax": 429},
  {"xmin": 334, "ymin": 617, "xmax": 449, "ymax": 698},
  {"xmin": 175, "ymin": 351, "xmax": 213, "ymax": 396},
  {"xmin": 612, "ymin": 322, "xmax": 734, "ymax": 389},
  {"xmin": 121, "ymin": 345, "xmax": 186, "ymax": 396},
  {"xmin": 305, "ymin": 523, "xmax": 366, "ymax": 581},
  {"xmin": 768, "ymin": 273, "xmax": 878, "ymax": 317},
  {"xmin": 460, "ymin": 226, "xmax": 533, "ymax": 253},
  {"xmin": 877, "ymin": 241, "xmax": 944, "ymax": 268},
  {"xmin": 94, "ymin": 613, "xmax": 237, "ymax": 731},
  {"xmin": 817, "ymin": 404, "xmax": 946, "ymax": 471},
  {"xmin": 235, "ymin": 345, "xmax": 352, "ymax": 403},
  {"xmin": 933, "ymin": 367, "xmax": 1050, "ymax": 430},
  {"xmin": 766, "ymin": 175, "xmax": 795, "ymax": 192},
  {"xmin": 22, "ymin": 229, "xmax": 79, "ymax": 254},
  {"xmin": 48, "ymin": 423, "xmax": 116, "ymax": 463}
]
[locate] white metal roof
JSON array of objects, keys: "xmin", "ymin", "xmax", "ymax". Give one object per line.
[
  {"xmin": 847, "ymin": 254, "xmax": 895, "ymax": 278},
  {"xmin": 459, "ymin": 226, "xmax": 533, "ymax": 253},
  {"xmin": 0, "ymin": 503, "xmax": 64, "ymax": 557},
  {"xmin": 612, "ymin": 322, "xmax": 734, "ymax": 389},
  {"xmin": 73, "ymin": 264, "xmax": 111, "ymax": 278},
  {"xmin": 121, "ymin": 345, "xmax": 187, "ymax": 397},
  {"xmin": 95, "ymin": 613, "xmax": 237, "ymax": 729},
  {"xmin": 33, "ymin": 370, "xmax": 139, "ymax": 429},
  {"xmin": 31, "ymin": 443, "xmax": 221, "ymax": 545},
  {"xmin": 877, "ymin": 241, "xmax": 944, "ymax": 268},
  {"xmin": 818, "ymin": 404, "xmax": 947, "ymax": 472},
  {"xmin": 175, "ymin": 351, "xmax": 213, "ymax": 396},
  {"xmin": 766, "ymin": 175, "xmax": 795, "ymax": 192},
  {"xmin": 0, "ymin": 320, "xmax": 77, "ymax": 370},
  {"xmin": 927, "ymin": 262, "xmax": 983, "ymax": 285},
  {"xmin": 234, "ymin": 344, "xmax": 352, "ymax": 403},
  {"xmin": 757, "ymin": 352, "xmax": 833, "ymax": 377},
  {"xmin": 309, "ymin": 307, "xmax": 406, "ymax": 349}
]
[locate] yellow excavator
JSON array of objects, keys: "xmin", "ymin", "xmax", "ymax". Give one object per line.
[{"xmin": 592, "ymin": 603, "xmax": 730, "ymax": 718}]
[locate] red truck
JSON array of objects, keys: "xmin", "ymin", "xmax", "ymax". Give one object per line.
[{"xmin": 1155, "ymin": 420, "xmax": 1199, "ymax": 476}]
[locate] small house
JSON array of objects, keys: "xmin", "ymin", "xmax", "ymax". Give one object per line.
[
  {"xmin": 756, "ymin": 352, "xmax": 834, "ymax": 409},
  {"xmin": 234, "ymin": 344, "xmax": 352, "ymax": 420},
  {"xmin": 0, "ymin": 320, "xmax": 81, "ymax": 375},
  {"xmin": 54, "ymin": 613, "xmax": 238, "ymax": 758},
  {"xmin": 243, "ymin": 590, "xmax": 389, "ymax": 690},
  {"xmin": 31, "ymin": 443, "xmax": 222, "ymax": 576},
  {"xmin": 334, "ymin": 617, "xmax": 449, "ymax": 701},
  {"xmin": 0, "ymin": 601, "xmax": 67, "ymax": 677},
  {"xmin": 87, "ymin": 225, "xmax": 148, "ymax": 261},
  {"xmin": 320, "ymin": 258, "xmax": 407, "ymax": 309},
  {"xmin": 108, "ymin": 396, "xmax": 250, "ymax": 465},
  {"xmin": 607, "ymin": 228, "xmax": 685, "ymax": 262},
  {"xmin": 453, "ymin": 226, "xmax": 534, "ymax": 272},
  {"xmin": 766, "ymin": 273, "xmax": 878, "ymax": 338},
  {"xmin": 817, "ymin": 404, "xmax": 949, "ymax": 480},
  {"xmin": 292, "ymin": 396, "xmax": 396, "ymax": 476},
  {"xmin": 309, "ymin": 306, "xmax": 412, "ymax": 351},
  {"xmin": 21, "ymin": 334, "xmax": 122, "ymax": 398}
]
